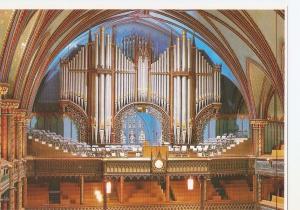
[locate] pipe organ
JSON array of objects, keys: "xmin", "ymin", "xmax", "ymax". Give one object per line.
[{"xmin": 60, "ymin": 27, "xmax": 221, "ymax": 145}]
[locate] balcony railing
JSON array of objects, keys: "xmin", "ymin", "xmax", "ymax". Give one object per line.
[{"xmin": 255, "ymin": 159, "xmax": 284, "ymax": 177}]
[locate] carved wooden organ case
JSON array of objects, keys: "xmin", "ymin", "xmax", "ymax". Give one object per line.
[{"xmin": 59, "ymin": 27, "xmax": 221, "ymax": 145}]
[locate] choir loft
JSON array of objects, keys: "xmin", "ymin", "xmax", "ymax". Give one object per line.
[{"xmin": 0, "ymin": 9, "xmax": 284, "ymax": 210}]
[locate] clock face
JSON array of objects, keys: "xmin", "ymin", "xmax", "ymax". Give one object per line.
[{"xmin": 154, "ymin": 159, "xmax": 164, "ymax": 169}]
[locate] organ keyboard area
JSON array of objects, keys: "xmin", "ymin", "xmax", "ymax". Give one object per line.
[{"xmin": 59, "ymin": 27, "xmax": 221, "ymax": 145}]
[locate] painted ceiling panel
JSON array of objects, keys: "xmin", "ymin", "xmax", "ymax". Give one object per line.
[
  {"xmin": 268, "ymin": 92, "xmax": 284, "ymax": 121},
  {"xmin": 209, "ymin": 17, "xmax": 263, "ymax": 73},
  {"xmin": 46, "ymin": 10, "xmax": 73, "ymax": 36},
  {"xmin": 247, "ymin": 10, "xmax": 284, "ymax": 63},
  {"xmin": 0, "ymin": 10, "xmax": 14, "ymax": 54},
  {"xmin": 185, "ymin": 11, "xmax": 226, "ymax": 46},
  {"xmin": 248, "ymin": 61, "xmax": 267, "ymax": 114},
  {"xmin": 8, "ymin": 11, "xmax": 39, "ymax": 95},
  {"xmin": 204, "ymin": 10, "xmax": 254, "ymax": 45}
]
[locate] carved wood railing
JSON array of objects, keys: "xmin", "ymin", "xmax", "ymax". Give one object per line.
[
  {"xmin": 25, "ymin": 202, "xmax": 255, "ymax": 210},
  {"xmin": 26, "ymin": 157, "xmax": 255, "ymax": 178},
  {"xmin": 255, "ymin": 159, "xmax": 284, "ymax": 177},
  {"xmin": 26, "ymin": 158, "xmax": 102, "ymax": 177}
]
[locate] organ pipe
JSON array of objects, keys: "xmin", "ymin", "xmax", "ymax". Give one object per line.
[{"xmin": 60, "ymin": 28, "xmax": 221, "ymax": 145}]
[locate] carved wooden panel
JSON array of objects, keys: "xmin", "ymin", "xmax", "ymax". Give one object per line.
[
  {"xmin": 192, "ymin": 103, "xmax": 221, "ymax": 144},
  {"xmin": 255, "ymin": 159, "xmax": 284, "ymax": 177},
  {"xmin": 114, "ymin": 102, "xmax": 170, "ymax": 143},
  {"xmin": 27, "ymin": 159, "xmax": 102, "ymax": 177},
  {"xmin": 60, "ymin": 100, "xmax": 89, "ymax": 142}
]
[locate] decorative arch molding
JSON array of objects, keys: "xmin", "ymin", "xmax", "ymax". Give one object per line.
[
  {"xmin": 1, "ymin": 10, "xmax": 282, "ymax": 122},
  {"xmin": 113, "ymin": 102, "xmax": 171, "ymax": 144},
  {"xmin": 59, "ymin": 100, "xmax": 89, "ymax": 142},
  {"xmin": 192, "ymin": 103, "xmax": 222, "ymax": 144}
]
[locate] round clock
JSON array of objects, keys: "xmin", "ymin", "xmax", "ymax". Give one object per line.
[{"xmin": 154, "ymin": 159, "xmax": 164, "ymax": 169}]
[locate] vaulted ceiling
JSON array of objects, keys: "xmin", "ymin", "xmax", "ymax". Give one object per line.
[{"xmin": 0, "ymin": 10, "xmax": 285, "ymax": 119}]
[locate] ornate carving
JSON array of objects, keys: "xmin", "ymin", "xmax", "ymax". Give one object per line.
[
  {"xmin": 250, "ymin": 119, "xmax": 268, "ymax": 156},
  {"xmin": 0, "ymin": 99, "xmax": 19, "ymax": 112},
  {"xmin": 193, "ymin": 103, "xmax": 222, "ymax": 143},
  {"xmin": 25, "ymin": 202, "xmax": 255, "ymax": 210},
  {"xmin": 255, "ymin": 159, "xmax": 284, "ymax": 177},
  {"xmin": 104, "ymin": 160, "xmax": 151, "ymax": 176},
  {"xmin": 0, "ymin": 82, "xmax": 9, "ymax": 96},
  {"xmin": 114, "ymin": 102, "xmax": 171, "ymax": 144},
  {"xmin": 27, "ymin": 159, "xmax": 102, "ymax": 177},
  {"xmin": 204, "ymin": 202, "xmax": 255, "ymax": 210},
  {"xmin": 60, "ymin": 100, "xmax": 89, "ymax": 142}
]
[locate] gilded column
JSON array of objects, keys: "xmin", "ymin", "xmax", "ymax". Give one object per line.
[{"xmin": 250, "ymin": 119, "xmax": 268, "ymax": 156}]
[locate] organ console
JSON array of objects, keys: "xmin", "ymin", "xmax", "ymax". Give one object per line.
[{"xmin": 60, "ymin": 27, "xmax": 221, "ymax": 145}]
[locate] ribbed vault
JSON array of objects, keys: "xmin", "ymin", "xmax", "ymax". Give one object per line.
[{"xmin": 0, "ymin": 10, "xmax": 285, "ymax": 119}]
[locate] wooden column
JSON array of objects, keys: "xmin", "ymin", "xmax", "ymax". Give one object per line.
[
  {"xmin": 80, "ymin": 176, "xmax": 84, "ymax": 204},
  {"xmin": 103, "ymin": 178, "xmax": 107, "ymax": 209},
  {"xmin": 22, "ymin": 119, "xmax": 28, "ymax": 158},
  {"xmin": 200, "ymin": 177, "xmax": 207, "ymax": 210},
  {"xmin": 8, "ymin": 166, "xmax": 15, "ymax": 210},
  {"xmin": 15, "ymin": 111, "xmax": 26, "ymax": 160},
  {"xmin": 0, "ymin": 83, "xmax": 9, "ymax": 159},
  {"xmin": 17, "ymin": 179, "xmax": 23, "ymax": 210},
  {"xmin": 1, "ymin": 110, "xmax": 8, "ymax": 159},
  {"xmin": 119, "ymin": 176, "xmax": 124, "ymax": 203},
  {"xmin": 23, "ymin": 177, "xmax": 28, "ymax": 208},
  {"xmin": 7, "ymin": 111, "xmax": 15, "ymax": 162},
  {"xmin": 250, "ymin": 119, "xmax": 268, "ymax": 156},
  {"xmin": 166, "ymin": 175, "xmax": 170, "ymax": 202}
]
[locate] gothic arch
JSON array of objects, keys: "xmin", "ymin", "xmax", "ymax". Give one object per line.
[
  {"xmin": 192, "ymin": 103, "xmax": 222, "ymax": 144},
  {"xmin": 113, "ymin": 102, "xmax": 171, "ymax": 144}
]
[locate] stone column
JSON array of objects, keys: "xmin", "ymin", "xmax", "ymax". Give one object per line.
[
  {"xmin": 165, "ymin": 175, "xmax": 170, "ymax": 202},
  {"xmin": 119, "ymin": 176, "xmax": 124, "ymax": 203},
  {"xmin": 250, "ymin": 119, "xmax": 268, "ymax": 156},
  {"xmin": 80, "ymin": 176, "xmax": 84, "ymax": 204}
]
